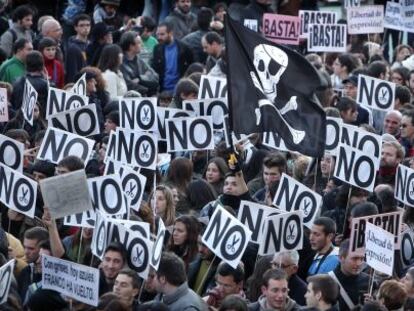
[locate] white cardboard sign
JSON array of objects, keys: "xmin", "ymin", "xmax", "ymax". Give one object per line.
[
  {"xmin": 42, "ymin": 254, "xmax": 100, "ymax": 306},
  {"xmin": 258, "ymin": 210, "xmax": 304, "ymax": 256},
  {"xmin": 119, "ymin": 97, "xmax": 158, "ymax": 132},
  {"xmin": 202, "ymin": 205, "xmax": 252, "ymax": 269},
  {"xmin": 37, "ymin": 127, "xmax": 95, "ymax": 165},
  {"xmin": 307, "ymin": 24, "xmax": 347, "ymax": 53},
  {"xmin": 273, "ymin": 173, "xmax": 321, "ymax": 229},
  {"xmin": 365, "ymin": 222, "xmax": 395, "ymax": 276},
  {"xmin": 347, "ymin": 5, "xmax": 384, "ymax": 34}
]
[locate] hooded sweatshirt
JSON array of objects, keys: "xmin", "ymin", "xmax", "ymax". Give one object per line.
[{"xmin": 250, "ymin": 295, "xmax": 299, "ymax": 311}]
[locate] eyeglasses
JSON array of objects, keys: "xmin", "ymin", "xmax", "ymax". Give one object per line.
[{"xmin": 271, "ymin": 262, "xmax": 294, "ymax": 269}]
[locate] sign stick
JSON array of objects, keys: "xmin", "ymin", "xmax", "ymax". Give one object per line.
[
  {"xmin": 77, "ymin": 227, "xmax": 84, "ymax": 263},
  {"xmin": 342, "ymin": 187, "xmax": 353, "ymax": 235},
  {"xmin": 153, "ymin": 171, "xmax": 157, "ymax": 217},
  {"xmin": 313, "ymin": 158, "xmax": 319, "ymax": 191},
  {"xmin": 21, "ymin": 119, "xmax": 25, "ymax": 130},
  {"xmin": 196, "ymin": 255, "xmax": 217, "ymax": 294},
  {"xmin": 137, "ymin": 280, "xmax": 145, "ymax": 303},
  {"xmin": 7, "ymin": 219, "xmax": 11, "ymax": 233},
  {"xmin": 369, "ymin": 270, "xmax": 376, "ymax": 296}
]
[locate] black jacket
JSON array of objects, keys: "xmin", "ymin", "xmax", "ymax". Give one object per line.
[
  {"xmin": 331, "ymin": 266, "xmax": 370, "ymax": 311},
  {"xmin": 65, "ymin": 36, "xmax": 88, "ymax": 83},
  {"xmin": 11, "ymin": 73, "xmax": 48, "ymax": 113},
  {"xmin": 152, "ymin": 40, "xmax": 193, "ymax": 91}
]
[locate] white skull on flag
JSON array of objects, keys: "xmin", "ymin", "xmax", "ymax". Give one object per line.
[{"xmin": 250, "ymin": 44, "xmax": 305, "ymax": 144}]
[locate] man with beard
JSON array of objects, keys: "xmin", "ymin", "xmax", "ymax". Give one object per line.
[
  {"xmin": 164, "ymin": 0, "xmax": 197, "ymax": 40},
  {"xmin": 376, "ymin": 140, "xmax": 404, "ymax": 186},
  {"xmin": 152, "ymin": 21, "xmax": 193, "ymax": 92}
]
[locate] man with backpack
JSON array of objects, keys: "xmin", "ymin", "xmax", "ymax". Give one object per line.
[{"xmin": 0, "ymin": 5, "xmax": 34, "ymax": 57}]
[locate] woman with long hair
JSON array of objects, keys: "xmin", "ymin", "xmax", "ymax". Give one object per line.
[
  {"xmin": 167, "ymin": 215, "xmax": 200, "ymax": 269},
  {"xmin": 98, "ymin": 44, "xmax": 127, "ymax": 99},
  {"xmin": 203, "ymin": 157, "xmax": 229, "ymax": 195},
  {"xmin": 150, "ymin": 185, "xmax": 176, "ymax": 227},
  {"xmin": 165, "ymin": 157, "xmax": 194, "ymax": 214}
]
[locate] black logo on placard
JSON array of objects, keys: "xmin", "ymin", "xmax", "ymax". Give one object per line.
[
  {"xmin": 142, "ymin": 107, "xmax": 150, "ymax": 123},
  {"xmin": 125, "ymin": 181, "xmax": 137, "ymax": 199},
  {"xmin": 18, "ymin": 187, "xmax": 29, "ymax": 205},
  {"xmin": 127, "ymin": 237, "xmax": 148, "ymax": 273},
  {"xmin": 132, "ymin": 245, "xmax": 144, "ymax": 266},
  {"xmin": 141, "ymin": 143, "xmax": 150, "ymax": 159},
  {"xmin": 286, "ymin": 223, "xmax": 296, "ymax": 241},
  {"xmin": 226, "ymin": 234, "xmax": 240, "ymax": 254}
]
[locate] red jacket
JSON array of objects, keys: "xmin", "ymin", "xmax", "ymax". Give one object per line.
[{"xmin": 44, "ymin": 57, "xmax": 65, "ymax": 89}]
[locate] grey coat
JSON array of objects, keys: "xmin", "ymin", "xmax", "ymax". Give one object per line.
[
  {"xmin": 155, "ymin": 282, "xmax": 208, "ymax": 311},
  {"xmin": 0, "ymin": 23, "xmax": 32, "ymax": 56}
]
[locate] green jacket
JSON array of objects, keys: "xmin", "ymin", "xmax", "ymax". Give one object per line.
[{"xmin": 0, "ymin": 56, "xmax": 25, "ymax": 84}]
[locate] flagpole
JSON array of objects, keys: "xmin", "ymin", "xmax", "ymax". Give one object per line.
[
  {"xmin": 342, "ymin": 186, "xmax": 353, "ymax": 236},
  {"xmin": 223, "ymin": 14, "xmax": 236, "ymax": 153},
  {"xmin": 196, "ymin": 255, "xmax": 216, "ymax": 294}
]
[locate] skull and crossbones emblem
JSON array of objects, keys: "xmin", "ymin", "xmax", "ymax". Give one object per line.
[{"xmin": 250, "ymin": 44, "xmax": 305, "ymax": 144}]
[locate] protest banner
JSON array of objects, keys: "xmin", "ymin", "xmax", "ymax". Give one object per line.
[
  {"xmin": 92, "ymin": 214, "xmax": 153, "ymax": 279},
  {"xmin": 157, "ymin": 107, "xmax": 194, "ymax": 141},
  {"xmin": 384, "ymin": 2, "xmax": 404, "ymax": 31},
  {"xmin": 365, "ymin": 222, "xmax": 394, "ymax": 276},
  {"xmin": 307, "ymin": 24, "xmax": 347, "ymax": 53},
  {"xmin": 39, "ymin": 169, "xmax": 92, "ymax": 219},
  {"xmin": 347, "ymin": 5, "xmax": 384, "ymax": 34},
  {"xmin": 344, "ymin": 0, "xmax": 360, "ymax": 7},
  {"xmin": 46, "ymin": 87, "xmax": 89, "ymax": 118},
  {"xmin": 340, "ymin": 124, "xmax": 382, "ymax": 169},
  {"xmin": 262, "ymin": 132, "xmax": 289, "ymax": 152},
  {"xmin": 299, "ymin": 10, "xmax": 338, "ymax": 38},
  {"xmin": 237, "ymin": 200, "xmax": 280, "ymax": 243},
  {"xmin": 111, "ymin": 128, "xmax": 157, "ymax": 170},
  {"xmin": 400, "ymin": 228, "xmax": 414, "ymax": 269},
  {"xmin": 0, "ymin": 134, "xmax": 24, "ymax": 172},
  {"xmin": 0, "ymin": 163, "xmax": 37, "ymax": 218},
  {"xmin": 119, "ymin": 97, "xmax": 157, "ymax": 132},
  {"xmin": 259, "ymin": 210, "xmax": 304, "ymax": 256},
  {"xmin": 273, "ymin": 173, "xmax": 321, "ymax": 228},
  {"xmin": 334, "ymin": 143, "xmax": 377, "ymax": 192},
  {"xmin": 325, "ymin": 117, "xmax": 343, "ymax": 156},
  {"xmin": 262, "ymin": 13, "xmax": 300, "ymax": 45},
  {"xmin": 150, "ymin": 218, "xmax": 166, "ymax": 270},
  {"xmin": 42, "ymin": 254, "xmax": 100, "ymax": 306},
  {"xmin": 48, "ymin": 104, "xmax": 100, "ymax": 137},
  {"xmin": 395, "ymin": 164, "xmax": 414, "ymax": 207},
  {"xmin": 243, "ymin": 19, "xmax": 258, "ymax": 32},
  {"xmin": 401, "ymin": 0, "xmax": 414, "ymax": 33},
  {"xmin": 198, "ymin": 75, "xmax": 227, "ymax": 99},
  {"xmin": 183, "ymin": 98, "xmax": 228, "ymax": 131},
  {"xmin": 22, "ymin": 79, "xmax": 38, "ymax": 125},
  {"xmin": 37, "ymin": 127, "xmax": 95, "ymax": 165},
  {"xmin": 349, "ymin": 208, "xmax": 403, "ymax": 252},
  {"xmin": 166, "ymin": 116, "xmax": 214, "ymax": 152},
  {"xmin": 70, "ymin": 73, "xmax": 87, "ymax": 96},
  {"xmin": 0, "ymin": 88, "xmax": 8, "ymax": 122},
  {"xmin": 89, "ymin": 174, "xmax": 127, "ymax": 216},
  {"xmin": 0, "ymin": 259, "xmax": 15, "ymax": 304},
  {"xmin": 202, "ymin": 204, "xmax": 252, "ymax": 268},
  {"xmin": 64, "ymin": 174, "xmax": 127, "ymax": 228},
  {"xmin": 119, "ymin": 165, "xmax": 146, "ymax": 211},
  {"xmin": 357, "ymin": 75, "xmax": 395, "ymax": 111}
]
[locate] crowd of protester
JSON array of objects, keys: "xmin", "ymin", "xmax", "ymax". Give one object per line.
[{"xmin": 0, "ymin": 0, "xmax": 414, "ymax": 310}]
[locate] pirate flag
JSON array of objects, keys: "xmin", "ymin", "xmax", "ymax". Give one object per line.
[{"xmin": 225, "ymin": 16, "xmax": 326, "ymax": 158}]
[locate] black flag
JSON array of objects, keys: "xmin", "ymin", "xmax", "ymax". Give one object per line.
[{"xmin": 225, "ymin": 16, "xmax": 326, "ymax": 158}]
